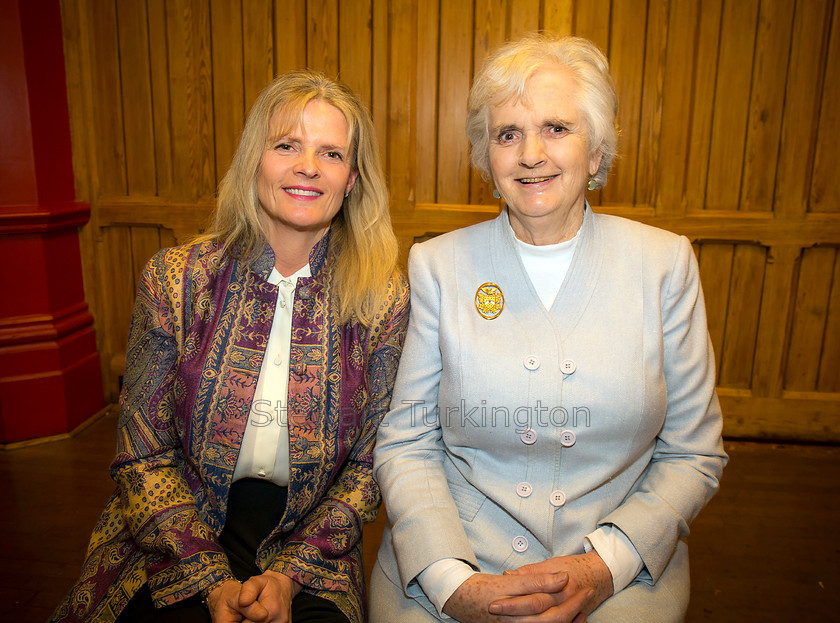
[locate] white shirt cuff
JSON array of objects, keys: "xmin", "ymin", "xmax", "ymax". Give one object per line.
[
  {"xmin": 416, "ymin": 558, "xmax": 477, "ymax": 617},
  {"xmin": 584, "ymin": 525, "xmax": 644, "ymax": 593}
]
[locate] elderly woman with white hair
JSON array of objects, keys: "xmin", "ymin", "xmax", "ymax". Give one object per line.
[
  {"xmin": 371, "ymin": 34, "xmax": 726, "ymax": 622},
  {"xmin": 50, "ymin": 71, "xmax": 409, "ymax": 623}
]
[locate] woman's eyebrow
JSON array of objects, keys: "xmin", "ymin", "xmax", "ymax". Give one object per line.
[
  {"xmin": 267, "ymin": 132, "xmax": 300, "ymax": 143},
  {"xmin": 318, "ymin": 141, "xmax": 347, "ymax": 152},
  {"xmin": 491, "ymin": 123, "xmax": 520, "ymax": 134}
]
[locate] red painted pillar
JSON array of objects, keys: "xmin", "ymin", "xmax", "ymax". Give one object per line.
[{"xmin": 0, "ymin": 0, "xmax": 104, "ymax": 442}]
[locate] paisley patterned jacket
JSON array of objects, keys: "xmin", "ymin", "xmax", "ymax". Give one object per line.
[{"xmin": 49, "ymin": 232, "xmax": 410, "ymax": 623}]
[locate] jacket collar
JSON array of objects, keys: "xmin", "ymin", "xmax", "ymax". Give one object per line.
[{"xmin": 251, "ymin": 228, "xmax": 332, "ymax": 281}]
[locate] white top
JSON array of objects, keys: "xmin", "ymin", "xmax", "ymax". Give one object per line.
[
  {"xmin": 232, "ymin": 264, "xmax": 311, "ymax": 486},
  {"xmin": 416, "ymin": 218, "xmax": 643, "ymax": 615},
  {"xmin": 513, "ymin": 231, "xmax": 578, "ymax": 309}
]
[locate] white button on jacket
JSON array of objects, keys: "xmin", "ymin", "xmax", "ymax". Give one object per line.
[
  {"xmin": 512, "ymin": 536, "xmax": 529, "ymax": 552},
  {"xmin": 550, "ymin": 490, "xmax": 567, "ymax": 507},
  {"xmin": 520, "ymin": 429, "xmax": 537, "ymax": 445},
  {"xmin": 516, "ymin": 482, "xmax": 533, "ymax": 498}
]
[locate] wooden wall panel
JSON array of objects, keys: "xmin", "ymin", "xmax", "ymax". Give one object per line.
[
  {"xmin": 116, "ymin": 0, "xmax": 156, "ymax": 196},
  {"xmin": 166, "ymin": 0, "xmax": 215, "ymax": 200},
  {"xmin": 88, "ymin": 2, "xmax": 126, "ymax": 197},
  {"xmin": 698, "ymin": 244, "xmax": 734, "ymax": 379},
  {"xmin": 741, "ymin": 0, "xmax": 794, "ymax": 213},
  {"xmin": 370, "ymin": 0, "xmax": 389, "ymax": 169},
  {"xmin": 274, "ymin": 0, "xmax": 307, "ymax": 76},
  {"xmin": 656, "ymin": 0, "xmax": 698, "ymax": 214},
  {"xmin": 507, "ymin": 0, "xmax": 539, "ymax": 40},
  {"xmin": 818, "ymin": 251, "xmax": 840, "ymax": 391},
  {"xmin": 243, "ymin": 0, "xmax": 274, "ymax": 109},
  {"xmin": 129, "ymin": 227, "xmax": 163, "ymax": 294},
  {"xmin": 307, "ymin": 0, "xmax": 339, "ymax": 77},
  {"xmin": 338, "ymin": 0, "xmax": 373, "ymax": 110},
  {"xmin": 601, "ymin": 0, "xmax": 645, "ymax": 205},
  {"xmin": 388, "ymin": 0, "xmax": 417, "ymax": 208},
  {"xmin": 573, "ymin": 0, "xmax": 609, "ymax": 55},
  {"xmin": 705, "ymin": 0, "xmax": 759, "ymax": 212},
  {"xmin": 752, "ymin": 246, "xmax": 799, "ymax": 399},
  {"xmin": 148, "ymin": 0, "xmax": 175, "ymax": 196},
  {"xmin": 60, "ymin": 0, "xmax": 840, "ymax": 441},
  {"xmin": 210, "ymin": 0, "xmax": 244, "ymax": 184},
  {"xmin": 415, "ymin": 0, "xmax": 440, "ymax": 204},
  {"xmin": 718, "ymin": 245, "xmax": 765, "ymax": 389},
  {"xmin": 785, "ymin": 246, "xmax": 836, "ymax": 391},
  {"xmin": 776, "ymin": 0, "xmax": 832, "ymax": 219},
  {"xmin": 683, "ymin": 0, "xmax": 722, "ymax": 213},
  {"xmin": 810, "ymin": 0, "xmax": 840, "ymax": 214},
  {"xmin": 543, "ymin": 0, "xmax": 572, "ymax": 35},
  {"xmin": 634, "ymin": 0, "xmax": 667, "ymax": 208},
  {"xmin": 98, "ymin": 227, "xmax": 135, "ymax": 376},
  {"xmin": 436, "ymin": 1, "xmax": 473, "ymax": 204},
  {"xmin": 469, "ymin": 0, "xmax": 505, "ymax": 206}
]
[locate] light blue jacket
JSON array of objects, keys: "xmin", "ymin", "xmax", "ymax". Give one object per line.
[{"xmin": 372, "ymin": 208, "xmax": 727, "ymax": 621}]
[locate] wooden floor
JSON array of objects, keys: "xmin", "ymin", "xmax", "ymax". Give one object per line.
[{"xmin": 2, "ymin": 411, "xmax": 838, "ymax": 622}]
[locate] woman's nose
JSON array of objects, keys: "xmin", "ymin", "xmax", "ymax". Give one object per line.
[
  {"xmin": 519, "ymin": 133, "xmax": 546, "ymax": 168},
  {"xmin": 295, "ymin": 150, "xmax": 319, "ymax": 177}
]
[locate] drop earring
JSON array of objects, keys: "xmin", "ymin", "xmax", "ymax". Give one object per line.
[
  {"xmin": 493, "ymin": 189, "xmax": 500, "ymax": 199},
  {"xmin": 587, "ymin": 178, "xmax": 597, "ymax": 191}
]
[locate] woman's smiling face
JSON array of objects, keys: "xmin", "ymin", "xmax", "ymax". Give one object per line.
[
  {"xmin": 257, "ymin": 99, "xmax": 357, "ymax": 242},
  {"xmin": 488, "ymin": 66, "xmax": 601, "ymax": 240}
]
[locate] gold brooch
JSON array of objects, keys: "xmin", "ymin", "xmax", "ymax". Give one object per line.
[{"xmin": 475, "ymin": 282, "xmax": 504, "ymax": 319}]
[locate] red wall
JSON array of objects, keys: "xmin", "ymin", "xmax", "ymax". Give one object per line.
[{"xmin": 0, "ymin": 0, "xmax": 104, "ymax": 443}]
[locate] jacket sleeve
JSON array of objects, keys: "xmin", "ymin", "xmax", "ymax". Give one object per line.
[
  {"xmin": 110, "ymin": 249, "xmax": 236, "ymax": 606},
  {"xmin": 599, "ymin": 235, "xmax": 728, "ymax": 584},
  {"xmin": 373, "ymin": 243, "xmax": 481, "ymax": 591},
  {"xmin": 268, "ymin": 274, "xmax": 410, "ymax": 590}
]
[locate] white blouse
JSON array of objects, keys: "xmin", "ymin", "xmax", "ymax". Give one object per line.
[{"xmin": 231, "ymin": 263, "xmax": 311, "ymax": 486}]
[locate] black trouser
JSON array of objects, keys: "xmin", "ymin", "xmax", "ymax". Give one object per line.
[{"xmin": 116, "ymin": 479, "xmax": 350, "ymax": 623}]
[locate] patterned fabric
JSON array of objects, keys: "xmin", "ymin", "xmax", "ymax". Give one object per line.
[{"xmin": 49, "ymin": 233, "xmax": 409, "ymax": 623}]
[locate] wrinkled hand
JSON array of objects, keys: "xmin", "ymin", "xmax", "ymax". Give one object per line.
[
  {"xmin": 488, "ymin": 552, "xmax": 613, "ymax": 621},
  {"xmin": 442, "ymin": 571, "xmax": 571, "ymax": 622},
  {"xmin": 237, "ymin": 570, "xmax": 302, "ymax": 623}
]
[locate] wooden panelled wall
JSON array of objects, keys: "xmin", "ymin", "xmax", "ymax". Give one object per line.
[{"xmin": 60, "ymin": 0, "xmax": 840, "ymax": 441}]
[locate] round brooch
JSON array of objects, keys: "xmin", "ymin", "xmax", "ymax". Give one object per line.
[{"xmin": 475, "ymin": 282, "xmax": 504, "ymax": 320}]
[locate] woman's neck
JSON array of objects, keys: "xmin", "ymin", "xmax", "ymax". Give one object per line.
[
  {"xmin": 266, "ymin": 225, "xmax": 329, "ymax": 277},
  {"xmin": 508, "ymin": 204, "xmax": 584, "ymax": 246}
]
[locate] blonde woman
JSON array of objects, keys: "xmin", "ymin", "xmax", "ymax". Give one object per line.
[{"xmin": 51, "ymin": 71, "xmax": 409, "ymax": 623}]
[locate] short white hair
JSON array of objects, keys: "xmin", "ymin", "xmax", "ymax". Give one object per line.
[{"xmin": 467, "ymin": 33, "xmax": 618, "ymax": 189}]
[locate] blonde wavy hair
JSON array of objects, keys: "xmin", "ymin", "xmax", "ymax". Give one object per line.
[
  {"xmin": 467, "ymin": 33, "xmax": 618, "ymax": 190},
  {"xmin": 203, "ymin": 70, "xmax": 398, "ymax": 327}
]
